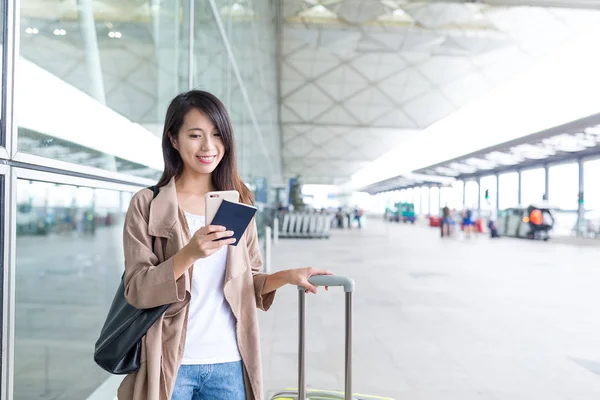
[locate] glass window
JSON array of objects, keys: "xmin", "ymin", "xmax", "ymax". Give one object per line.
[
  {"xmin": 499, "ymin": 172, "xmax": 519, "ymax": 210},
  {"xmin": 584, "ymin": 158, "xmax": 600, "ymax": 213},
  {"xmin": 191, "ymin": 0, "xmax": 278, "ymax": 197},
  {"xmin": 521, "ymin": 168, "xmax": 546, "ymax": 206},
  {"xmin": 17, "ymin": 0, "xmax": 191, "ymax": 179},
  {"xmin": 405, "ymin": 188, "xmax": 413, "ymax": 206},
  {"xmin": 449, "ymin": 180, "xmax": 464, "ymax": 210},
  {"xmin": 15, "ymin": 179, "xmax": 131, "ymax": 399},
  {"xmin": 0, "ymin": 175, "xmax": 4, "ymax": 312},
  {"xmin": 413, "ymin": 187, "xmax": 421, "ymax": 214},
  {"xmin": 420, "ymin": 186, "xmax": 430, "ymax": 215},
  {"xmin": 549, "ymin": 163, "xmax": 578, "ymax": 211},
  {"xmin": 479, "ymin": 175, "xmax": 497, "ymax": 211},
  {"xmin": 430, "ymin": 187, "xmax": 440, "ymax": 216},
  {"xmin": 1, "ymin": 0, "xmax": 4, "ymax": 147},
  {"xmin": 216, "ymin": 0, "xmax": 280, "ymax": 183},
  {"xmin": 464, "ymin": 180, "xmax": 479, "ymax": 210}
]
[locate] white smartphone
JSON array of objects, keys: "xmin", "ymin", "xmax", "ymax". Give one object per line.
[{"xmin": 205, "ymin": 190, "xmax": 240, "ymax": 225}]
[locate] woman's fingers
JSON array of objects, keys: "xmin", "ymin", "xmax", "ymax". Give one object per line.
[
  {"xmin": 197, "ymin": 225, "xmax": 226, "ymax": 236},
  {"xmin": 308, "ymin": 268, "xmax": 334, "ymax": 277},
  {"xmin": 206, "ymin": 237, "xmax": 236, "ymax": 249},
  {"xmin": 207, "ymin": 230, "xmax": 235, "ymax": 241}
]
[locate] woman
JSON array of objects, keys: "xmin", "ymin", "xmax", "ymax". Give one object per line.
[{"xmin": 118, "ymin": 90, "xmax": 331, "ymax": 400}]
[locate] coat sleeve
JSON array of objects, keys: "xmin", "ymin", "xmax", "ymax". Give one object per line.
[
  {"xmin": 122, "ymin": 191, "xmax": 186, "ymax": 309},
  {"xmin": 246, "ymin": 219, "xmax": 276, "ymax": 311}
]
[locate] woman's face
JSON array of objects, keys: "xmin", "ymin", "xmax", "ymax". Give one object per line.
[{"xmin": 171, "ymin": 108, "xmax": 225, "ymax": 176}]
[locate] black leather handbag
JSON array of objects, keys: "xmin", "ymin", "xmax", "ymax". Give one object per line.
[{"xmin": 94, "ymin": 186, "xmax": 171, "ymax": 374}]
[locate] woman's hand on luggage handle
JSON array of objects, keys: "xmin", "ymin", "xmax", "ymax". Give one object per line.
[{"xmin": 286, "ymin": 267, "xmax": 334, "ymax": 294}]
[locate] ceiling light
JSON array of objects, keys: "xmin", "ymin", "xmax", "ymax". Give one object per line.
[
  {"xmin": 108, "ymin": 31, "xmax": 122, "ymax": 39},
  {"xmin": 25, "ymin": 27, "xmax": 39, "ymax": 35},
  {"xmin": 434, "ymin": 167, "xmax": 460, "ymax": 176},
  {"xmin": 465, "ymin": 157, "xmax": 496, "ymax": 170},
  {"xmin": 585, "ymin": 126, "xmax": 600, "ymax": 136},
  {"xmin": 53, "ymin": 28, "xmax": 67, "ymax": 36}
]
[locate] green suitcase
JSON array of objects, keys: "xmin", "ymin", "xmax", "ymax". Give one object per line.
[{"xmin": 270, "ymin": 276, "xmax": 393, "ymax": 400}]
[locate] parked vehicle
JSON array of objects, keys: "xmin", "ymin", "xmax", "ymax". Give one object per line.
[{"xmin": 496, "ymin": 203, "xmax": 554, "ymax": 240}]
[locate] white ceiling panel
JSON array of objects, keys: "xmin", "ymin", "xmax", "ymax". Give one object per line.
[
  {"xmin": 377, "ymin": 69, "xmax": 432, "ymax": 105},
  {"xmin": 374, "ymin": 109, "xmax": 418, "ymax": 128},
  {"xmin": 315, "ymin": 105, "xmax": 362, "ymax": 125},
  {"xmin": 403, "ymin": 91, "xmax": 456, "ymax": 127},
  {"xmin": 351, "ymin": 53, "xmax": 408, "ymax": 80},
  {"xmin": 346, "ymin": 87, "xmax": 395, "ymax": 106},
  {"xmin": 441, "ymin": 72, "xmax": 492, "ymax": 107}
]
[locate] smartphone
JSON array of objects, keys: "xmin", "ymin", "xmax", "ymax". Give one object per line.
[{"xmin": 205, "ymin": 190, "xmax": 240, "ymax": 225}]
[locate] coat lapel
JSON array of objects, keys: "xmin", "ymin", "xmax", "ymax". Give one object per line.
[
  {"xmin": 225, "ymin": 234, "xmax": 249, "ymax": 284},
  {"xmin": 147, "ymin": 177, "xmax": 192, "ymax": 296},
  {"xmin": 148, "ymin": 177, "xmax": 180, "ymax": 239}
]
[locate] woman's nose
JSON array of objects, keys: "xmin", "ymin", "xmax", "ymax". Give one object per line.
[{"xmin": 200, "ymin": 136, "xmax": 215, "ymax": 151}]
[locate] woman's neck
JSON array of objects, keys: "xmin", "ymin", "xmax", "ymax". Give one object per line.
[{"xmin": 175, "ymin": 169, "xmax": 215, "ymax": 196}]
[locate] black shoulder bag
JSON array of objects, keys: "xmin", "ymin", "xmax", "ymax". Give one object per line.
[{"xmin": 93, "ymin": 186, "xmax": 172, "ymax": 374}]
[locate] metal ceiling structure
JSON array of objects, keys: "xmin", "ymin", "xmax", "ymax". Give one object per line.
[
  {"xmin": 414, "ymin": 113, "xmax": 600, "ymax": 180},
  {"xmin": 280, "ymin": 0, "xmax": 600, "ymax": 184},
  {"xmin": 360, "ymin": 112, "xmax": 600, "ymax": 194},
  {"xmin": 360, "ymin": 172, "xmax": 455, "ymax": 194}
]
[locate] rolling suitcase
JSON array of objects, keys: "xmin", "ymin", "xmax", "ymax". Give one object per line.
[{"xmin": 270, "ymin": 275, "xmax": 393, "ymax": 400}]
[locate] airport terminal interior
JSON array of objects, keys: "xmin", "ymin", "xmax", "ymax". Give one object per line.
[{"xmin": 2, "ymin": 0, "xmax": 600, "ymax": 399}]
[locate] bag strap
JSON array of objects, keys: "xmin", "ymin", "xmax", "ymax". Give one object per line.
[{"xmin": 148, "ymin": 186, "xmax": 160, "ymax": 251}]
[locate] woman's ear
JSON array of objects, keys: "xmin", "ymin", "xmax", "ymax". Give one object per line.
[{"xmin": 168, "ymin": 132, "xmax": 178, "ymax": 150}]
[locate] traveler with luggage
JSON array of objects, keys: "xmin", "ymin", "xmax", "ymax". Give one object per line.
[
  {"xmin": 112, "ymin": 90, "xmax": 332, "ymax": 400},
  {"xmin": 462, "ymin": 207, "xmax": 474, "ymax": 238}
]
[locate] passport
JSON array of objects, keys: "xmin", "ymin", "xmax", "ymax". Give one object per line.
[{"xmin": 211, "ymin": 199, "xmax": 258, "ymax": 246}]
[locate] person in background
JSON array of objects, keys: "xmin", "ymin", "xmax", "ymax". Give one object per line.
[
  {"xmin": 336, "ymin": 207, "xmax": 344, "ymax": 228},
  {"xmin": 488, "ymin": 201, "xmax": 500, "ymax": 238},
  {"xmin": 441, "ymin": 204, "xmax": 452, "ymax": 237},
  {"xmin": 354, "ymin": 206, "xmax": 364, "ymax": 229},
  {"xmin": 462, "ymin": 207, "xmax": 474, "ymax": 238}
]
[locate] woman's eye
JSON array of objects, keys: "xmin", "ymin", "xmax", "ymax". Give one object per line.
[
  {"xmin": 190, "ymin": 134, "xmax": 201, "ymax": 138},
  {"xmin": 214, "ymin": 133, "xmax": 222, "ymax": 137}
]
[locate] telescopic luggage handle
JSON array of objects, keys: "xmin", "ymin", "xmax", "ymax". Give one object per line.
[{"xmin": 297, "ymin": 275, "xmax": 356, "ymax": 400}]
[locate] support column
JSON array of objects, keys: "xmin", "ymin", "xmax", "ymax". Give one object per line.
[
  {"xmin": 477, "ymin": 177, "xmax": 481, "ymax": 213},
  {"xmin": 462, "ymin": 180, "xmax": 466, "ymax": 207},
  {"xmin": 517, "ymin": 170, "xmax": 522, "ymax": 206},
  {"xmin": 577, "ymin": 159, "xmax": 585, "ymax": 237},
  {"xmin": 77, "ymin": 0, "xmax": 106, "ymax": 104},
  {"xmin": 438, "ymin": 185, "xmax": 442, "ymax": 212},
  {"xmin": 544, "ymin": 165, "xmax": 550, "ymax": 201},
  {"xmin": 495, "ymin": 173, "xmax": 500, "ymax": 211},
  {"xmin": 427, "ymin": 186, "xmax": 431, "ymax": 217},
  {"xmin": 77, "ymin": 0, "xmax": 118, "ymax": 172}
]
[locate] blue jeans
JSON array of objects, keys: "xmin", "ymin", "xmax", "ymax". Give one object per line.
[{"xmin": 171, "ymin": 361, "xmax": 246, "ymax": 400}]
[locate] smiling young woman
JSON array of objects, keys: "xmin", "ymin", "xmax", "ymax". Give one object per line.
[{"xmin": 117, "ymin": 90, "xmax": 332, "ymax": 400}]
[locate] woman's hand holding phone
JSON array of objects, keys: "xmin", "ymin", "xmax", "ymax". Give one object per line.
[
  {"xmin": 186, "ymin": 225, "xmax": 235, "ymax": 258},
  {"xmin": 173, "ymin": 225, "xmax": 234, "ymax": 279}
]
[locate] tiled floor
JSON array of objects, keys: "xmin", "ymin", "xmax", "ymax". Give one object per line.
[{"xmin": 260, "ymin": 219, "xmax": 600, "ymax": 400}]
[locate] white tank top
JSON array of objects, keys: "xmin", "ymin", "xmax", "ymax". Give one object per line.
[{"xmin": 180, "ymin": 212, "xmax": 241, "ymax": 365}]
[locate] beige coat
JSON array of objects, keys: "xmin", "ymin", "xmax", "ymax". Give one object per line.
[{"xmin": 117, "ymin": 177, "xmax": 275, "ymax": 400}]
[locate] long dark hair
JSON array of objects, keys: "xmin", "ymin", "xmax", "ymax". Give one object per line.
[{"xmin": 156, "ymin": 90, "xmax": 254, "ymax": 205}]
